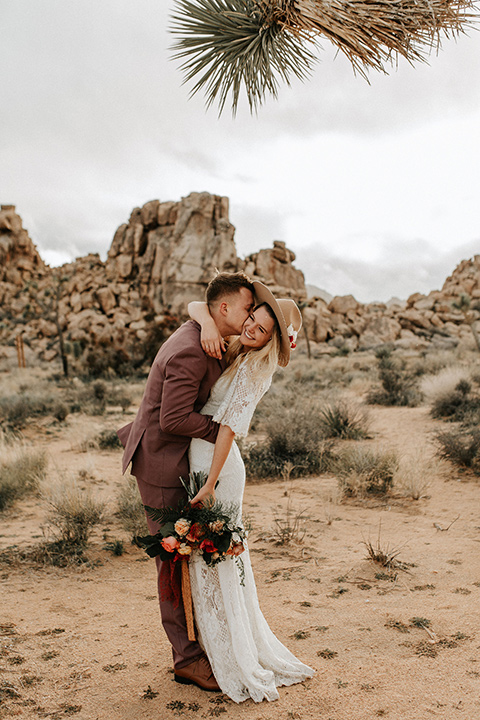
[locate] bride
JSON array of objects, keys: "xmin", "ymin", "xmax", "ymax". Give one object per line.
[{"xmin": 185, "ymin": 281, "xmax": 314, "ymax": 703}]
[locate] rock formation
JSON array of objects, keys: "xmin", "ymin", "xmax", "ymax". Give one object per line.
[
  {"xmin": 0, "ymin": 193, "xmax": 478, "ymax": 371},
  {"xmin": 0, "ymin": 194, "xmax": 306, "ymax": 369},
  {"xmin": 0, "ymin": 205, "xmax": 46, "ymax": 285}
]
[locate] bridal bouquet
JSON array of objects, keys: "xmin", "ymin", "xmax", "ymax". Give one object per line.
[{"xmin": 136, "ymin": 472, "xmax": 246, "ymax": 567}]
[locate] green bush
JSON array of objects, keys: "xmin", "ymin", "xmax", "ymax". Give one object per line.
[
  {"xmin": 83, "ymin": 346, "xmax": 133, "ymax": 378},
  {"xmin": 333, "ymin": 446, "xmax": 398, "ymax": 497},
  {"xmin": 431, "ymin": 380, "xmax": 480, "ymax": 422},
  {"xmin": 318, "ymin": 401, "xmax": 370, "ymax": 439},
  {"xmin": 97, "ymin": 429, "xmax": 123, "ymax": 450},
  {"xmin": 244, "ymin": 398, "xmax": 334, "ymax": 480},
  {"xmin": 53, "ymin": 402, "xmax": 69, "ymax": 422},
  {"xmin": 367, "ymin": 346, "xmax": 421, "ymax": 407},
  {"xmin": 436, "ymin": 428, "xmax": 480, "ymax": 474}
]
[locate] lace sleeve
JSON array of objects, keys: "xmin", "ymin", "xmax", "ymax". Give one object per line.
[{"xmin": 212, "ymin": 360, "xmax": 272, "ymax": 438}]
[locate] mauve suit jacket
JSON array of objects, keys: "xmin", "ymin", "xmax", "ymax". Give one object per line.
[{"xmin": 118, "ymin": 320, "xmax": 225, "ymax": 489}]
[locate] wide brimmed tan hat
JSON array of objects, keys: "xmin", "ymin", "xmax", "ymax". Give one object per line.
[{"xmin": 252, "ymin": 281, "xmax": 302, "ymax": 367}]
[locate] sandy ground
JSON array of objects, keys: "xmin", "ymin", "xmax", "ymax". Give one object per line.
[{"xmin": 1, "ymin": 403, "xmax": 480, "ymax": 720}]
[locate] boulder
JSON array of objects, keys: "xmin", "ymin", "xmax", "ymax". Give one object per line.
[{"xmin": 328, "ymin": 295, "xmax": 359, "ymax": 315}]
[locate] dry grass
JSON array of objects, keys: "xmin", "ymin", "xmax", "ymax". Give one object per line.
[
  {"xmin": 420, "ymin": 366, "xmax": 471, "ymax": 405},
  {"xmin": 394, "ymin": 450, "xmax": 439, "ymax": 500},
  {"xmin": 318, "ymin": 400, "xmax": 371, "ymax": 440},
  {"xmin": 363, "ymin": 525, "xmax": 409, "ymax": 570},
  {"xmin": 271, "ymin": 498, "xmax": 306, "ymax": 545},
  {"xmin": 0, "ymin": 431, "xmax": 47, "ymax": 511},
  {"xmin": 116, "ymin": 474, "xmax": 148, "ymax": 541}
]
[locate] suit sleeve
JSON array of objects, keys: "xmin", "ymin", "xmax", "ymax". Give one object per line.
[{"xmin": 159, "ymin": 344, "xmax": 219, "ymax": 443}]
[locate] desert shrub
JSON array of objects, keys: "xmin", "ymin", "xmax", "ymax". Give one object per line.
[
  {"xmin": 436, "ymin": 428, "xmax": 480, "ymax": 474},
  {"xmin": 97, "ymin": 429, "xmax": 123, "ymax": 450},
  {"xmin": 394, "ymin": 450, "xmax": 437, "ymax": 500},
  {"xmin": 318, "ymin": 401, "xmax": 370, "ymax": 439},
  {"xmin": 367, "ymin": 346, "xmax": 421, "ymax": 407},
  {"xmin": 116, "ymin": 474, "xmax": 148, "ymax": 540},
  {"xmin": 410, "ymin": 350, "xmax": 456, "ymax": 378},
  {"xmin": 109, "ymin": 392, "xmax": 132, "ymax": 412},
  {"xmin": 245, "ymin": 398, "xmax": 335, "ymax": 480},
  {"xmin": 0, "ymin": 436, "xmax": 47, "ymax": 511},
  {"xmin": 430, "ymin": 380, "xmax": 480, "ymax": 423},
  {"xmin": 92, "ymin": 381, "xmax": 107, "ymax": 401},
  {"xmin": 0, "ymin": 393, "xmax": 54, "ymax": 429},
  {"xmin": 104, "ymin": 539, "xmax": 126, "ymax": 556},
  {"xmin": 333, "ymin": 446, "xmax": 398, "ymax": 497},
  {"xmin": 52, "ymin": 401, "xmax": 69, "ymax": 422},
  {"xmin": 288, "ymin": 358, "xmax": 326, "ymax": 390},
  {"xmin": 44, "ymin": 480, "xmax": 104, "ymax": 547},
  {"xmin": 331, "ymin": 343, "xmax": 350, "ymax": 357},
  {"xmin": 84, "ymin": 346, "xmax": 134, "ymax": 378},
  {"xmin": 1, "ymin": 479, "xmax": 105, "ymax": 567}
]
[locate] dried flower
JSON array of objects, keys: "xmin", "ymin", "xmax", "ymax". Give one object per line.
[{"xmin": 174, "ymin": 518, "xmax": 191, "ymax": 536}]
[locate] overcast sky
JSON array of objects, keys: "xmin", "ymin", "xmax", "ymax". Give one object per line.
[{"xmin": 2, "ymin": 1, "xmax": 480, "ymax": 302}]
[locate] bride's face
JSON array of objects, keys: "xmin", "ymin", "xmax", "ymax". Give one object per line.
[{"xmin": 239, "ymin": 306, "xmax": 275, "ymax": 350}]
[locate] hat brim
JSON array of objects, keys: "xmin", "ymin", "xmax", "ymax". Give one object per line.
[{"xmin": 252, "ymin": 281, "xmax": 291, "ymax": 367}]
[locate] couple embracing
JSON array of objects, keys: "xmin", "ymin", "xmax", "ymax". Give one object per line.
[{"xmin": 118, "ymin": 272, "xmax": 314, "ymax": 703}]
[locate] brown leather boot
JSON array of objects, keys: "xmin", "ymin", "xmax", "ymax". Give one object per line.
[{"xmin": 174, "ymin": 655, "xmax": 220, "ymax": 691}]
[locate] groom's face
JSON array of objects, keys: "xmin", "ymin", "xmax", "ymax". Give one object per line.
[{"xmin": 225, "ymin": 287, "xmax": 255, "ymax": 334}]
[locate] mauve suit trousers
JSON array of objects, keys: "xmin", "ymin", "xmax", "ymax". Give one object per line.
[{"xmin": 118, "ymin": 320, "xmax": 224, "ymax": 668}]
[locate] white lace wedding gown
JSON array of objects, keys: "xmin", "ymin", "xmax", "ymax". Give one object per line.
[{"xmin": 188, "ymin": 358, "xmax": 314, "ymax": 703}]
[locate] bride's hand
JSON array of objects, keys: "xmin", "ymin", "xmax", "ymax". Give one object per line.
[
  {"xmin": 201, "ymin": 320, "xmax": 226, "ymax": 360},
  {"xmin": 190, "ymin": 485, "xmax": 216, "ymax": 508}
]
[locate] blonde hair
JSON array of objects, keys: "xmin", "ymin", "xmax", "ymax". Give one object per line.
[{"xmin": 223, "ymin": 304, "xmax": 281, "ymax": 382}]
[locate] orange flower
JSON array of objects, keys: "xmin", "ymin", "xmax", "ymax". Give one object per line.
[{"xmin": 227, "ymin": 542, "xmax": 245, "ymax": 557}]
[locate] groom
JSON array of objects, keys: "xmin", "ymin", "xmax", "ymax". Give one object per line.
[{"xmin": 118, "ymin": 271, "xmax": 254, "ymax": 691}]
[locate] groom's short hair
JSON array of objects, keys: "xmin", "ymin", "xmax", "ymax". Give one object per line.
[{"xmin": 206, "ymin": 271, "xmax": 253, "ymax": 308}]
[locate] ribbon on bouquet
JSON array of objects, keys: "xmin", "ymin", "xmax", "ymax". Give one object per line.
[
  {"xmin": 181, "ymin": 557, "xmax": 196, "ymax": 642},
  {"xmin": 159, "ymin": 557, "xmax": 196, "ymax": 642}
]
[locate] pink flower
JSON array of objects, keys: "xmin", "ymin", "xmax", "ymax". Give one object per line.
[
  {"xmin": 174, "ymin": 518, "xmax": 191, "ymax": 537},
  {"xmin": 161, "ymin": 536, "xmax": 180, "ymax": 553}
]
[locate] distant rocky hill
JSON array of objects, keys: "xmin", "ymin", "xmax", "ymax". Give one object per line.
[{"xmin": 0, "ymin": 195, "xmax": 479, "ymax": 370}]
